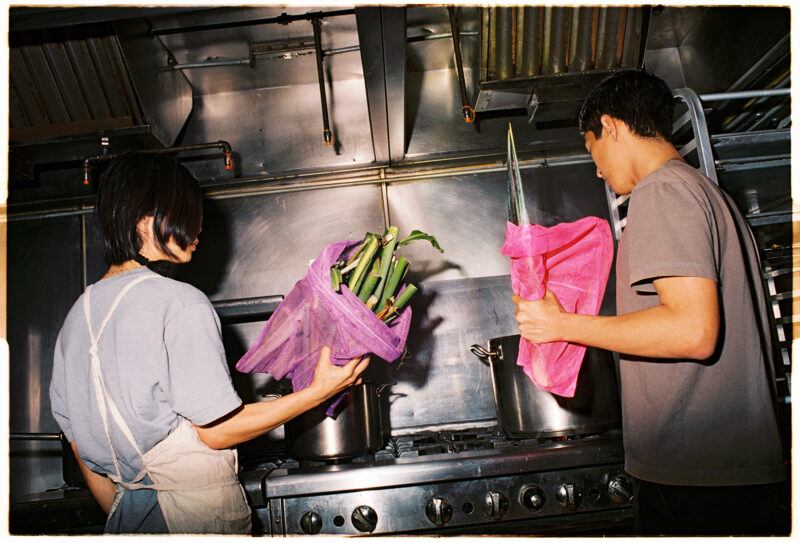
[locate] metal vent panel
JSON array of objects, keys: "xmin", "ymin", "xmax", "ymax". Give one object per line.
[
  {"xmin": 482, "ymin": 6, "xmax": 643, "ymax": 82},
  {"xmin": 9, "ymin": 35, "xmax": 141, "ymax": 141}
]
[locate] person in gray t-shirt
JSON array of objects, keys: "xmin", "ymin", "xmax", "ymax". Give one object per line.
[
  {"xmin": 49, "ymin": 153, "xmax": 369, "ymax": 534},
  {"xmin": 513, "ymin": 70, "xmax": 787, "ymax": 535}
]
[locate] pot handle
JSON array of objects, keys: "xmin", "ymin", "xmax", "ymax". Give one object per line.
[
  {"xmin": 376, "ymin": 382, "xmax": 397, "ymax": 396},
  {"xmin": 470, "ymin": 344, "xmax": 503, "ymax": 364}
]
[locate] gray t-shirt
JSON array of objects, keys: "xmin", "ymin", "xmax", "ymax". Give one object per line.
[
  {"xmin": 616, "ymin": 159, "xmax": 785, "ymax": 486},
  {"xmin": 49, "ymin": 267, "xmax": 242, "ymax": 531}
]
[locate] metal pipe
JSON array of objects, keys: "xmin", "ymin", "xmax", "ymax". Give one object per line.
[
  {"xmin": 83, "ymin": 140, "xmax": 235, "ymax": 185},
  {"xmin": 171, "ymin": 58, "xmax": 252, "ymax": 70},
  {"xmin": 448, "ymin": 7, "xmax": 475, "ymax": 123},
  {"xmin": 312, "ymin": 18, "xmax": 332, "ymax": 146},
  {"xmin": 495, "ymin": 7, "xmax": 513, "ymax": 80},
  {"xmin": 10, "ymin": 432, "xmax": 62, "ymax": 441},
  {"xmin": 699, "ymin": 88, "xmax": 791, "ymax": 102},
  {"xmin": 598, "ymin": 8, "xmax": 621, "ymax": 69},
  {"xmin": 151, "ymin": 9, "xmax": 356, "ymax": 36}
]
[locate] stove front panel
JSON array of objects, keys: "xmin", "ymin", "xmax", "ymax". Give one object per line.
[{"xmin": 274, "ymin": 464, "xmax": 630, "ymax": 535}]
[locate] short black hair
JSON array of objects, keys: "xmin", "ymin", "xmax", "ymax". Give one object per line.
[
  {"xmin": 95, "ymin": 152, "xmax": 203, "ymax": 266},
  {"xmin": 578, "ymin": 69, "xmax": 675, "ymax": 141}
]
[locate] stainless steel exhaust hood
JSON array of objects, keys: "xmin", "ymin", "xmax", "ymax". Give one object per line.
[{"xmin": 473, "ymin": 6, "xmax": 649, "ymax": 125}]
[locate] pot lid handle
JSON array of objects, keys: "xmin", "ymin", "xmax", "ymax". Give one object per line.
[{"xmin": 470, "ymin": 344, "xmax": 501, "ymax": 363}]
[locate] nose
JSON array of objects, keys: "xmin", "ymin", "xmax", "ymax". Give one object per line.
[{"xmin": 596, "ymin": 168, "xmax": 604, "ymax": 179}]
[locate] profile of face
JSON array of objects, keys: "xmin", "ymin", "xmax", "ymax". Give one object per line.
[
  {"xmin": 583, "ymin": 115, "xmax": 635, "ymax": 196},
  {"xmin": 136, "ymin": 215, "xmax": 200, "ymax": 264}
]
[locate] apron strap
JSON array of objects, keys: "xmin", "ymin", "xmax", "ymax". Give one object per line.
[{"xmin": 84, "ymin": 274, "xmax": 158, "ymax": 485}]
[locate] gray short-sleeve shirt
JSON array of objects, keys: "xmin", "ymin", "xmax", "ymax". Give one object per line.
[
  {"xmin": 49, "ymin": 266, "xmax": 242, "ymax": 481},
  {"xmin": 616, "ymin": 159, "xmax": 784, "ymax": 486}
]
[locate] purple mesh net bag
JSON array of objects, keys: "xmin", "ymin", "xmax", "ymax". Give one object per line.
[{"xmin": 235, "ymin": 239, "xmax": 412, "ymax": 416}]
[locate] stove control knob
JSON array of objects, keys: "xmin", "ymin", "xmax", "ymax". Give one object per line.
[
  {"xmin": 520, "ymin": 485, "xmax": 546, "ymax": 512},
  {"xmin": 299, "ymin": 511, "xmax": 322, "ymax": 535},
  {"xmin": 607, "ymin": 473, "xmax": 634, "ymax": 504},
  {"xmin": 425, "ymin": 497, "xmax": 453, "ymax": 527},
  {"xmin": 483, "ymin": 491, "xmax": 509, "ymax": 520},
  {"xmin": 351, "ymin": 505, "xmax": 378, "ymax": 533},
  {"xmin": 556, "ymin": 483, "xmax": 582, "ymax": 511}
]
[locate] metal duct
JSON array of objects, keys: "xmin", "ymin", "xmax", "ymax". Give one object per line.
[
  {"xmin": 10, "ymin": 36, "xmax": 143, "ymax": 142},
  {"xmin": 480, "ymin": 6, "xmax": 643, "ymax": 82},
  {"xmin": 474, "ymin": 5, "xmax": 647, "ymax": 117}
]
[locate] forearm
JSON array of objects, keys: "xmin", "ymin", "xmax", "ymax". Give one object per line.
[
  {"xmin": 558, "ymin": 304, "xmax": 714, "ymax": 359},
  {"xmin": 196, "ymin": 386, "xmax": 326, "ymax": 450},
  {"xmin": 71, "ymin": 442, "xmax": 116, "ymax": 515}
]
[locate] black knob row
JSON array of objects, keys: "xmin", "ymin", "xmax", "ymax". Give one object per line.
[{"xmin": 299, "ymin": 505, "xmax": 379, "ymax": 534}]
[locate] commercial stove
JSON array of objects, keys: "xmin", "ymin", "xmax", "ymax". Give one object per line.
[{"xmin": 238, "ymin": 428, "xmax": 634, "ymax": 535}]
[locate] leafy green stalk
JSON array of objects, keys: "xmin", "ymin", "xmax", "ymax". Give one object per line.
[
  {"xmin": 358, "ymin": 257, "xmax": 382, "ymax": 302},
  {"xmin": 376, "ymin": 256, "xmax": 408, "ymax": 313},
  {"xmin": 371, "ymin": 226, "xmax": 399, "ymax": 305},
  {"xmin": 331, "ymin": 267, "xmax": 342, "ymax": 292},
  {"xmin": 393, "ymin": 283, "xmax": 418, "ymax": 311},
  {"xmin": 347, "ymin": 236, "xmax": 380, "ymax": 293}
]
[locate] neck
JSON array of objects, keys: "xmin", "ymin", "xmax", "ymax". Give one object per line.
[
  {"xmin": 631, "ymin": 138, "xmax": 682, "ymax": 185},
  {"xmin": 102, "ymin": 260, "xmax": 143, "ymax": 280}
]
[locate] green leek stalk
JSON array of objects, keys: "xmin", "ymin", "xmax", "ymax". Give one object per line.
[
  {"xmin": 376, "ymin": 256, "xmax": 408, "ymax": 313},
  {"xmin": 371, "ymin": 227, "xmax": 399, "ymax": 305},
  {"xmin": 347, "ymin": 236, "xmax": 380, "ymax": 293},
  {"xmin": 366, "ymin": 294, "xmax": 379, "ymax": 311},
  {"xmin": 393, "ymin": 284, "xmax": 418, "ymax": 312},
  {"xmin": 345, "ymin": 233, "xmax": 374, "ymax": 266},
  {"xmin": 358, "ymin": 257, "xmax": 381, "ymax": 302},
  {"xmin": 331, "ymin": 267, "xmax": 342, "ymax": 291}
]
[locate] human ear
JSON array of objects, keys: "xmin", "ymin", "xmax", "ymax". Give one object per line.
[
  {"xmin": 135, "ymin": 216, "xmax": 155, "ymax": 241},
  {"xmin": 599, "ymin": 115, "xmax": 617, "ymax": 141}
]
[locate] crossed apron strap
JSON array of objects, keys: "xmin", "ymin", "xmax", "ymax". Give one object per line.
[
  {"xmin": 84, "ymin": 275, "xmax": 243, "ymax": 493},
  {"xmin": 83, "ymin": 274, "xmax": 156, "ymax": 486}
]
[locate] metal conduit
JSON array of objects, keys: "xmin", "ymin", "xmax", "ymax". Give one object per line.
[
  {"xmin": 699, "ymin": 88, "xmax": 791, "ymax": 101},
  {"xmin": 151, "ymin": 9, "xmax": 356, "ymax": 36},
  {"xmin": 495, "ymin": 8, "xmax": 513, "ymax": 80},
  {"xmin": 569, "ymin": 7, "xmax": 594, "ymax": 72},
  {"xmin": 548, "ymin": 7, "xmax": 569, "ymax": 74},
  {"xmin": 521, "ymin": 7, "xmax": 543, "ymax": 77}
]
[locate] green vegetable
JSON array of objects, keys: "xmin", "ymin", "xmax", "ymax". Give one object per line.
[
  {"xmin": 398, "ymin": 230, "xmax": 444, "ymax": 253},
  {"xmin": 376, "ymin": 256, "xmax": 408, "ymax": 313},
  {"xmin": 331, "ymin": 267, "xmax": 342, "ymax": 292},
  {"xmin": 358, "ymin": 257, "xmax": 382, "ymax": 303},
  {"xmin": 371, "ymin": 226, "xmax": 399, "ymax": 305},
  {"xmin": 347, "ymin": 235, "xmax": 380, "ymax": 293}
]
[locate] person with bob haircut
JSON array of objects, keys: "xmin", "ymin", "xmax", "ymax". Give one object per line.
[
  {"xmin": 513, "ymin": 70, "xmax": 788, "ymax": 535},
  {"xmin": 49, "ymin": 152, "xmax": 369, "ymax": 534}
]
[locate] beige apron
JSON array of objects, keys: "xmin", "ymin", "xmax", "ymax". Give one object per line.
[{"xmin": 83, "ymin": 275, "xmax": 252, "ymax": 534}]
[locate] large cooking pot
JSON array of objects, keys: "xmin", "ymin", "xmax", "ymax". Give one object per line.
[
  {"xmin": 284, "ymin": 382, "xmax": 392, "ymax": 461},
  {"xmin": 471, "ymin": 335, "xmax": 620, "ymax": 438}
]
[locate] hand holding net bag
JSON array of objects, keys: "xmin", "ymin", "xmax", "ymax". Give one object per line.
[{"xmin": 235, "ymin": 239, "xmax": 412, "ymax": 416}]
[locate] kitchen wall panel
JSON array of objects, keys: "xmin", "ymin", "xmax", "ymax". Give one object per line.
[{"xmin": 8, "ymin": 216, "xmax": 83, "ymax": 498}]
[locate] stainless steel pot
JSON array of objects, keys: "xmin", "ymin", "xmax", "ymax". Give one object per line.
[
  {"xmin": 284, "ymin": 382, "xmax": 392, "ymax": 461},
  {"xmin": 471, "ymin": 335, "xmax": 620, "ymax": 438}
]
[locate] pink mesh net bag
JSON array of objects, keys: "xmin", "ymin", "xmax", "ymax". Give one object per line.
[
  {"xmin": 235, "ymin": 239, "xmax": 412, "ymax": 415},
  {"xmin": 501, "ymin": 216, "xmax": 614, "ymax": 397}
]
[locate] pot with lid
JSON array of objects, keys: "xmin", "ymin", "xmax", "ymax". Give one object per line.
[
  {"xmin": 284, "ymin": 382, "xmax": 393, "ymax": 461},
  {"xmin": 471, "ymin": 335, "xmax": 620, "ymax": 438}
]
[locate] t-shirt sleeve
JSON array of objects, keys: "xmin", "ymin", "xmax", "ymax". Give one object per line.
[
  {"xmin": 626, "ymin": 178, "xmax": 718, "ymax": 293},
  {"xmin": 163, "ymin": 301, "xmax": 242, "ymax": 425},
  {"xmin": 49, "ymin": 332, "xmax": 74, "ymax": 442}
]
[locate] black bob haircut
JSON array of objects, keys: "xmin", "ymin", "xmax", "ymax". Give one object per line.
[
  {"xmin": 578, "ymin": 69, "xmax": 675, "ymax": 142},
  {"xmin": 95, "ymin": 151, "xmax": 203, "ymax": 267}
]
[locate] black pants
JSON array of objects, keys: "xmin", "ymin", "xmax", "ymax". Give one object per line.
[{"xmin": 633, "ymin": 477, "xmax": 790, "ymax": 536}]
